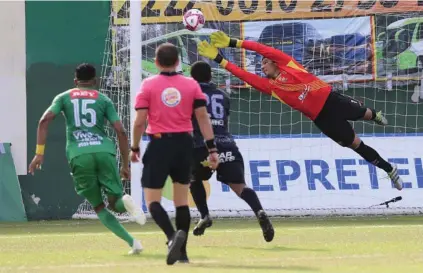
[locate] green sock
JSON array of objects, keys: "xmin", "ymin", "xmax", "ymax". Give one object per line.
[
  {"xmin": 114, "ymin": 198, "xmax": 126, "ymax": 213},
  {"xmin": 97, "ymin": 208, "xmax": 134, "ymax": 247}
]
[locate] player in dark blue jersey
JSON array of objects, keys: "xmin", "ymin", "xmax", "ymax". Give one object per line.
[{"xmin": 190, "ymin": 61, "xmax": 274, "ymax": 243}]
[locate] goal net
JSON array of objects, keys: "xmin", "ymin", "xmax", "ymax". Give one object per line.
[{"xmin": 73, "ymin": 0, "xmax": 423, "ymax": 220}]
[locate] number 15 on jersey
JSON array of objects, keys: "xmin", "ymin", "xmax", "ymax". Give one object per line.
[{"xmin": 71, "ymin": 99, "xmax": 97, "ymax": 128}]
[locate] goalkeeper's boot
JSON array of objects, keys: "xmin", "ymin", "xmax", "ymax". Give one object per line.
[
  {"xmin": 122, "ymin": 194, "xmax": 147, "ymax": 226},
  {"xmin": 374, "ymin": 111, "xmax": 388, "ymax": 126},
  {"xmin": 166, "ymin": 230, "xmax": 187, "ymax": 265},
  {"xmin": 128, "ymin": 239, "xmax": 143, "ymax": 255},
  {"xmin": 388, "ymin": 164, "xmax": 403, "ymax": 191},
  {"xmin": 193, "ymin": 215, "xmax": 213, "ymax": 236},
  {"xmin": 257, "ymin": 210, "xmax": 274, "ymax": 242}
]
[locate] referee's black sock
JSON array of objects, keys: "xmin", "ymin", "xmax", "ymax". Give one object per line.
[
  {"xmin": 240, "ymin": 187, "xmax": 263, "ymax": 215},
  {"xmin": 149, "ymin": 202, "xmax": 175, "ymax": 241},
  {"xmin": 354, "ymin": 141, "xmax": 393, "ymax": 173},
  {"xmin": 175, "ymin": 206, "xmax": 191, "ymax": 254},
  {"xmin": 190, "ymin": 181, "xmax": 209, "ymax": 218}
]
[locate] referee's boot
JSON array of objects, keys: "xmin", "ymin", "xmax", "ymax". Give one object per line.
[
  {"xmin": 193, "ymin": 215, "xmax": 213, "ymax": 236},
  {"xmin": 389, "ymin": 164, "xmax": 403, "ymax": 191},
  {"xmin": 257, "ymin": 210, "xmax": 274, "ymax": 242},
  {"xmin": 166, "ymin": 230, "xmax": 187, "ymax": 265}
]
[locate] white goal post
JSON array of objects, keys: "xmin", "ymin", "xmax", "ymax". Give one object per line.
[{"xmin": 129, "ymin": 0, "xmax": 143, "ymax": 215}]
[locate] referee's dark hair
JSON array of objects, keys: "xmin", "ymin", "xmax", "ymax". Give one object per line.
[
  {"xmin": 156, "ymin": 43, "xmax": 179, "ymax": 68},
  {"xmin": 190, "ymin": 61, "xmax": 212, "ymax": 83}
]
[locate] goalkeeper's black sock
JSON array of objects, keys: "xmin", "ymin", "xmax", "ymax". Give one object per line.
[
  {"xmin": 175, "ymin": 206, "xmax": 191, "ymax": 254},
  {"xmin": 149, "ymin": 202, "xmax": 175, "ymax": 241},
  {"xmin": 354, "ymin": 141, "xmax": 393, "ymax": 173},
  {"xmin": 190, "ymin": 181, "xmax": 209, "ymax": 218},
  {"xmin": 240, "ymin": 187, "xmax": 263, "ymax": 214}
]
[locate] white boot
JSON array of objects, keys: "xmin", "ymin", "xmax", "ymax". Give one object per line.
[
  {"xmin": 128, "ymin": 239, "xmax": 143, "ymax": 255},
  {"xmin": 122, "ymin": 194, "xmax": 147, "ymax": 225}
]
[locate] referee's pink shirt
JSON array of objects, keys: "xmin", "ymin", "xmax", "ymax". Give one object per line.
[{"xmin": 134, "ymin": 73, "xmax": 207, "ymax": 135}]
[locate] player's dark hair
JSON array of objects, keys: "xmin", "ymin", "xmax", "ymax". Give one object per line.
[
  {"xmin": 190, "ymin": 61, "xmax": 212, "ymax": 83},
  {"xmin": 156, "ymin": 43, "xmax": 179, "ymax": 68},
  {"xmin": 75, "ymin": 63, "xmax": 96, "ymax": 81}
]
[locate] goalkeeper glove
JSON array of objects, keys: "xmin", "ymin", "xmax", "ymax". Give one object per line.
[
  {"xmin": 198, "ymin": 40, "xmax": 225, "ymax": 64},
  {"xmin": 210, "ymin": 31, "xmax": 242, "ymax": 48}
]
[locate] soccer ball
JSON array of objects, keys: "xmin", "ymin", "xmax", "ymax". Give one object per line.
[{"xmin": 183, "ymin": 9, "xmax": 205, "ymax": 31}]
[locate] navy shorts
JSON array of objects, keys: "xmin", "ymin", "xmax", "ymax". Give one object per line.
[{"xmin": 191, "ymin": 142, "xmax": 245, "ymax": 184}]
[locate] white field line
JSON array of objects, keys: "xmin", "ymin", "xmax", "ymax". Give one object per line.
[{"xmin": 0, "ymin": 224, "xmax": 422, "ymax": 240}]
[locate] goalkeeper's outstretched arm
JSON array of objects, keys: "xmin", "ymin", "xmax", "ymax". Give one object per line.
[
  {"xmin": 211, "ymin": 31, "xmax": 306, "ymax": 72},
  {"xmin": 219, "ymin": 59, "xmax": 271, "ymax": 94},
  {"xmin": 197, "ymin": 40, "xmax": 271, "ymax": 94}
]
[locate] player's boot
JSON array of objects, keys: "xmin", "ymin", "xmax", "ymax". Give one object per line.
[
  {"xmin": 178, "ymin": 252, "xmax": 190, "ymax": 264},
  {"xmin": 122, "ymin": 194, "xmax": 147, "ymax": 225},
  {"xmin": 374, "ymin": 111, "xmax": 388, "ymax": 126},
  {"xmin": 128, "ymin": 239, "xmax": 143, "ymax": 255},
  {"xmin": 166, "ymin": 230, "xmax": 187, "ymax": 265},
  {"xmin": 388, "ymin": 164, "xmax": 403, "ymax": 191},
  {"xmin": 193, "ymin": 215, "xmax": 213, "ymax": 236},
  {"xmin": 257, "ymin": 210, "xmax": 274, "ymax": 242}
]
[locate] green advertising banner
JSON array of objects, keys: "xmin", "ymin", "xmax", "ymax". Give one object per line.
[{"xmin": 0, "ymin": 143, "xmax": 27, "ymax": 222}]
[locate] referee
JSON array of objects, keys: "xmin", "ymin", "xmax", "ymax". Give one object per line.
[{"xmin": 130, "ymin": 43, "xmax": 219, "ymax": 265}]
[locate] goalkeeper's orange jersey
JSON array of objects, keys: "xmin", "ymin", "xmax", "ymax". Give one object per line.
[{"xmin": 222, "ymin": 40, "xmax": 331, "ymax": 120}]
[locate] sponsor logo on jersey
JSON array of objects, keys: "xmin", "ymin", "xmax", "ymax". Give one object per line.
[
  {"xmin": 218, "ymin": 151, "xmax": 235, "ymax": 163},
  {"xmin": 298, "ymin": 85, "xmax": 311, "ymax": 102},
  {"xmin": 73, "ymin": 130, "xmax": 103, "ymax": 147},
  {"xmin": 161, "ymin": 87, "xmax": 181, "ymax": 107},
  {"xmin": 70, "ymin": 89, "xmax": 99, "ymax": 99}
]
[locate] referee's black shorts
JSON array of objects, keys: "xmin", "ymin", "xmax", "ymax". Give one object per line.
[
  {"xmin": 141, "ymin": 133, "xmax": 193, "ymax": 189},
  {"xmin": 314, "ymin": 91, "xmax": 367, "ymax": 147}
]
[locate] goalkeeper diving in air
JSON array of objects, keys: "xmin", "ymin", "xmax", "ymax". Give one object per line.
[{"xmin": 198, "ymin": 32, "xmax": 403, "ymax": 190}]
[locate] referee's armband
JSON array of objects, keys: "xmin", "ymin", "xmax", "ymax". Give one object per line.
[{"xmin": 193, "ymin": 99, "xmax": 207, "ymax": 109}]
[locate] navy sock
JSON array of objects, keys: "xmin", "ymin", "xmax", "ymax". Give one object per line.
[
  {"xmin": 240, "ymin": 188, "xmax": 263, "ymax": 214},
  {"xmin": 190, "ymin": 181, "xmax": 209, "ymax": 218}
]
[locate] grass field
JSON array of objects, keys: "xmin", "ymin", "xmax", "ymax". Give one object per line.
[{"xmin": 0, "ymin": 216, "xmax": 422, "ymax": 273}]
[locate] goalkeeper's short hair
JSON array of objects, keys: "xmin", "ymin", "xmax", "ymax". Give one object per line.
[{"xmin": 191, "ymin": 61, "xmax": 212, "ymax": 83}]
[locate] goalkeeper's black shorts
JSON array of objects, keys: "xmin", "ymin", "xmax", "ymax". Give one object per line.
[
  {"xmin": 191, "ymin": 142, "xmax": 245, "ymax": 185},
  {"xmin": 314, "ymin": 91, "xmax": 367, "ymax": 147}
]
